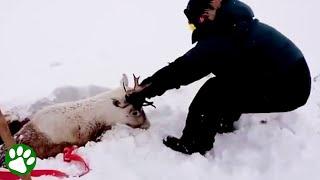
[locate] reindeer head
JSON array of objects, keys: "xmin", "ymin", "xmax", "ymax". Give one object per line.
[{"xmin": 109, "ymin": 74, "xmax": 150, "ymax": 129}]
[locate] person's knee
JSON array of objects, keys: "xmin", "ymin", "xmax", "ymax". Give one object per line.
[{"xmin": 188, "ymin": 78, "xmax": 219, "ymax": 110}]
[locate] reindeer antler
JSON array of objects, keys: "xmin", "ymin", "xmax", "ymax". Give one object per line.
[
  {"xmin": 133, "ymin": 74, "xmax": 140, "ymax": 90},
  {"xmin": 123, "ymin": 82, "xmax": 127, "ymax": 93},
  {"xmin": 143, "ymin": 100, "xmax": 156, "ymax": 108}
]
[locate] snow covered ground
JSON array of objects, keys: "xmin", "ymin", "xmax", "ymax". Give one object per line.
[
  {"xmin": 1, "ymin": 78, "xmax": 318, "ymax": 180},
  {"xmin": 0, "ymin": 0, "xmax": 319, "ymax": 179}
]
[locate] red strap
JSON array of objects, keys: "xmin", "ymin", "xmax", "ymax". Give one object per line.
[
  {"xmin": 63, "ymin": 146, "xmax": 90, "ymax": 177},
  {"xmin": 0, "ymin": 146, "xmax": 89, "ymax": 179},
  {"xmin": 0, "ymin": 171, "xmax": 20, "ymax": 180}
]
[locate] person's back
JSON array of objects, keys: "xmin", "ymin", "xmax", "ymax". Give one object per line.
[
  {"xmin": 245, "ymin": 21, "xmax": 310, "ymax": 111},
  {"xmin": 184, "ymin": 0, "xmax": 311, "ymax": 112}
]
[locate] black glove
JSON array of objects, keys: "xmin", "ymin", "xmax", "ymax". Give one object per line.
[
  {"xmin": 125, "ymin": 91, "xmax": 147, "ymax": 110},
  {"xmin": 125, "ymin": 77, "xmax": 155, "ymax": 109}
]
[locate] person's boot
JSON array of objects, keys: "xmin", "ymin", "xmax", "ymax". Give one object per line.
[
  {"xmin": 163, "ymin": 135, "xmax": 213, "ymax": 155},
  {"xmin": 163, "ymin": 111, "xmax": 217, "ymax": 155}
]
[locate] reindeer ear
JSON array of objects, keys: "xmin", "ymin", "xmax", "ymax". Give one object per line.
[{"xmin": 120, "ymin": 74, "xmax": 129, "ymax": 87}]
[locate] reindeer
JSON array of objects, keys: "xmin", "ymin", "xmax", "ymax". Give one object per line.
[{"xmin": 0, "ymin": 74, "xmax": 151, "ymax": 161}]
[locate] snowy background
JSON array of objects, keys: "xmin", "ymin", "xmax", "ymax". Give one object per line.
[{"xmin": 0, "ymin": 0, "xmax": 319, "ymax": 179}]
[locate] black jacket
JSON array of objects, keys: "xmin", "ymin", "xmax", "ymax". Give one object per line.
[{"xmin": 142, "ymin": 0, "xmax": 311, "ymax": 106}]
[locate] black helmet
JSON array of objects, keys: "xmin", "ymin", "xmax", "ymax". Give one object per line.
[{"xmin": 184, "ymin": 0, "xmax": 212, "ymax": 24}]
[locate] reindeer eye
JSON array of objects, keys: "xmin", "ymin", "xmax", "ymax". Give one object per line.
[
  {"xmin": 112, "ymin": 99, "xmax": 120, "ymax": 107},
  {"xmin": 131, "ymin": 110, "xmax": 140, "ymax": 116}
]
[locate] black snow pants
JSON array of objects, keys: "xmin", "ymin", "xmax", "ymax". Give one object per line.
[{"xmin": 182, "ymin": 58, "xmax": 311, "ymax": 145}]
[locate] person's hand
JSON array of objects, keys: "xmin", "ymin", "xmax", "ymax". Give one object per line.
[
  {"xmin": 125, "ymin": 76, "xmax": 155, "ymax": 109},
  {"xmin": 125, "ymin": 91, "xmax": 147, "ymax": 110}
]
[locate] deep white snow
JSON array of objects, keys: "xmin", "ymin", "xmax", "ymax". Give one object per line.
[{"xmin": 0, "ymin": 0, "xmax": 319, "ymax": 179}]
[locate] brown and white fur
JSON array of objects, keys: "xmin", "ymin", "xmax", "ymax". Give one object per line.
[{"xmin": 0, "ymin": 74, "xmax": 150, "ymax": 160}]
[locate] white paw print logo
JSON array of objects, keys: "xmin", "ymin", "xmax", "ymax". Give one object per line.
[{"xmin": 5, "ymin": 144, "xmax": 37, "ymax": 176}]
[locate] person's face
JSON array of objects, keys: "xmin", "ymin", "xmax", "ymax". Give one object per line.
[{"xmin": 185, "ymin": 0, "xmax": 222, "ymax": 27}]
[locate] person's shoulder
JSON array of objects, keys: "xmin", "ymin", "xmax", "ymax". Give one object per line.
[{"xmin": 220, "ymin": 0, "xmax": 254, "ymax": 20}]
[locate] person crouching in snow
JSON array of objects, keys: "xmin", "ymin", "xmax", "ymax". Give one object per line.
[{"xmin": 126, "ymin": 0, "xmax": 311, "ymax": 155}]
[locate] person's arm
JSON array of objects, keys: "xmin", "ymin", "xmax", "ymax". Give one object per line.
[
  {"xmin": 141, "ymin": 38, "xmax": 228, "ymax": 98},
  {"xmin": 125, "ymin": 37, "xmax": 230, "ymax": 108}
]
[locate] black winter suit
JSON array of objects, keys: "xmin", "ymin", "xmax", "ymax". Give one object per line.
[{"xmin": 140, "ymin": 0, "xmax": 311, "ymax": 152}]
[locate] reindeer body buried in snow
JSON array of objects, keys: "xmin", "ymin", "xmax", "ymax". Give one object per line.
[{"xmin": 1, "ymin": 75, "xmax": 150, "ymax": 160}]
